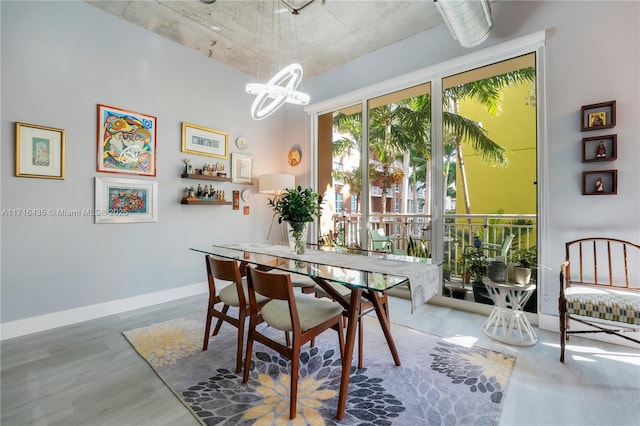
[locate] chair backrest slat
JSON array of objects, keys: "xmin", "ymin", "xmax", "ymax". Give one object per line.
[{"xmin": 565, "ymin": 238, "xmax": 640, "ymax": 291}]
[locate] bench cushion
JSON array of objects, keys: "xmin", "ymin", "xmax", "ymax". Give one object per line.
[{"xmin": 565, "ymin": 285, "xmax": 640, "ymax": 325}]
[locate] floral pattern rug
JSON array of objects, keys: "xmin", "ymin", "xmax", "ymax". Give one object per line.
[{"xmin": 123, "ymin": 313, "xmax": 515, "ymax": 425}]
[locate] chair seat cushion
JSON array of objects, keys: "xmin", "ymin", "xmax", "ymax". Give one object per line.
[
  {"xmin": 261, "ymin": 293, "xmax": 343, "ymax": 332},
  {"xmin": 265, "ymin": 271, "xmax": 315, "ymax": 289},
  {"xmin": 565, "ymin": 285, "xmax": 640, "ymax": 325},
  {"xmin": 219, "ymin": 279, "xmax": 269, "ymax": 307},
  {"xmin": 314, "ymin": 282, "xmax": 378, "ymax": 305}
]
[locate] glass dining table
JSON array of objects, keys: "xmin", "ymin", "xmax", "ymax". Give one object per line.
[{"xmin": 190, "ymin": 242, "xmax": 438, "ymax": 420}]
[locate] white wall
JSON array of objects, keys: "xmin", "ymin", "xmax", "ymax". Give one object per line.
[
  {"xmin": 299, "ymin": 0, "xmax": 640, "ymax": 318},
  {"xmin": 0, "ymin": 1, "xmax": 291, "ymax": 335}
]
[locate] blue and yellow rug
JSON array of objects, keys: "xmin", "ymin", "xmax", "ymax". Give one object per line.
[{"xmin": 123, "ymin": 313, "xmax": 515, "ymax": 425}]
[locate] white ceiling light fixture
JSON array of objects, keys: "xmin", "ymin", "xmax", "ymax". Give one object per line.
[
  {"xmin": 434, "ymin": 0, "xmax": 493, "ymax": 48},
  {"xmin": 245, "ymin": 0, "xmax": 312, "ymax": 120}
]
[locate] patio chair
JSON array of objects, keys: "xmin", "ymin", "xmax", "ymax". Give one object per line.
[
  {"xmin": 479, "ymin": 234, "xmax": 515, "ymax": 261},
  {"xmin": 369, "ymin": 228, "xmax": 395, "ymax": 253}
]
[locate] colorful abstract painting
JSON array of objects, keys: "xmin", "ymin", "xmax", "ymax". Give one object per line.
[{"xmin": 97, "ymin": 104, "xmax": 156, "ymax": 176}]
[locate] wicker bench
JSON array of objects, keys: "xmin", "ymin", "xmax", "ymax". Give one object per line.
[{"xmin": 559, "ymin": 238, "xmax": 640, "ymax": 362}]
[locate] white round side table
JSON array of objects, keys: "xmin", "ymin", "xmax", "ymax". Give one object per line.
[{"xmin": 481, "ymin": 277, "xmax": 538, "ymax": 346}]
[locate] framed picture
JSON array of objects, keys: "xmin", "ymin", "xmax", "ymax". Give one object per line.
[
  {"xmin": 97, "ymin": 104, "xmax": 157, "ymax": 176},
  {"xmin": 582, "ymin": 170, "xmax": 617, "ymax": 195},
  {"xmin": 233, "ymin": 190, "xmax": 240, "ymax": 210},
  {"xmin": 94, "ymin": 177, "xmax": 158, "ymax": 223},
  {"xmin": 588, "ymin": 111, "xmax": 606, "ymax": 128},
  {"xmin": 181, "ymin": 122, "xmax": 229, "ymax": 159},
  {"xmin": 581, "ymin": 100, "xmax": 616, "ymax": 131},
  {"xmin": 582, "ymin": 134, "xmax": 617, "ymax": 162},
  {"xmin": 15, "ymin": 122, "xmax": 65, "ymax": 179},
  {"xmin": 231, "ymin": 153, "xmax": 253, "ymax": 184}
]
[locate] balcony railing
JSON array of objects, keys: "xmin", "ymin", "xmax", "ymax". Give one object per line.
[{"xmin": 328, "ymin": 212, "xmax": 536, "ymax": 277}]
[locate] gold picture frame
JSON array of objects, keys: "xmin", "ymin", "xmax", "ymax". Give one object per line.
[
  {"xmin": 181, "ymin": 122, "xmax": 229, "ymax": 159},
  {"xmin": 588, "ymin": 111, "xmax": 606, "ymax": 128},
  {"xmin": 15, "ymin": 122, "xmax": 65, "ymax": 179}
]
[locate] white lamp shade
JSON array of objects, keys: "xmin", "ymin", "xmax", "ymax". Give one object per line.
[
  {"xmin": 434, "ymin": 0, "xmax": 492, "ymax": 48},
  {"xmin": 258, "ymin": 173, "xmax": 295, "ymax": 195}
]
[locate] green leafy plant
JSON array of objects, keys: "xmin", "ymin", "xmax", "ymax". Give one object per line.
[
  {"xmin": 513, "ymin": 246, "xmax": 537, "ymax": 268},
  {"xmin": 512, "ymin": 246, "xmax": 538, "ymax": 281},
  {"xmin": 268, "ymin": 185, "xmax": 323, "ymax": 226},
  {"xmin": 460, "ymin": 247, "xmax": 487, "ymax": 285},
  {"xmin": 406, "ymin": 236, "xmax": 429, "ymax": 258}
]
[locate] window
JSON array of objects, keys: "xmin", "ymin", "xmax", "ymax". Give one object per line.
[{"xmin": 335, "ymin": 192, "xmax": 344, "ymax": 213}]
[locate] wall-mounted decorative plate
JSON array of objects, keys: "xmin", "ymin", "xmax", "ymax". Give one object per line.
[
  {"xmin": 236, "ymin": 137, "xmax": 248, "ymax": 150},
  {"xmin": 288, "ymin": 148, "xmax": 301, "ymax": 167},
  {"xmin": 241, "ymin": 189, "xmax": 252, "ymax": 202}
]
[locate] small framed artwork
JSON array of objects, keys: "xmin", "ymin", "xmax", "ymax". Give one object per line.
[
  {"xmin": 233, "ymin": 190, "xmax": 240, "ymax": 210},
  {"xmin": 231, "ymin": 153, "xmax": 253, "ymax": 184},
  {"xmin": 94, "ymin": 177, "xmax": 158, "ymax": 223},
  {"xmin": 581, "ymin": 100, "xmax": 616, "ymax": 131},
  {"xmin": 15, "ymin": 122, "xmax": 65, "ymax": 179},
  {"xmin": 582, "ymin": 170, "xmax": 617, "ymax": 195},
  {"xmin": 181, "ymin": 122, "xmax": 229, "ymax": 159},
  {"xmin": 97, "ymin": 104, "xmax": 157, "ymax": 176},
  {"xmin": 582, "ymin": 134, "xmax": 617, "ymax": 162}
]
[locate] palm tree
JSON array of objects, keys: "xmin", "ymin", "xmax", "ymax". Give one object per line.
[
  {"xmin": 329, "ymin": 66, "xmax": 535, "ymax": 221},
  {"xmin": 444, "ymin": 68, "xmax": 536, "ymax": 217}
]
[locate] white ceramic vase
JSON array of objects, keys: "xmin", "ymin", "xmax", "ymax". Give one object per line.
[{"xmin": 513, "ymin": 266, "xmax": 532, "ymax": 285}]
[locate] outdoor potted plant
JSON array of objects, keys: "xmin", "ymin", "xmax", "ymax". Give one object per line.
[
  {"xmin": 460, "ymin": 247, "xmax": 488, "ymax": 302},
  {"xmin": 268, "ymin": 185, "xmax": 323, "ymax": 254},
  {"xmin": 512, "ymin": 246, "xmax": 537, "ymax": 284},
  {"xmin": 510, "ymin": 246, "xmax": 542, "ymax": 312}
]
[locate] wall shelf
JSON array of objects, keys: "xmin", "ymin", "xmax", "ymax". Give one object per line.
[
  {"xmin": 582, "ymin": 170, "xmax": 617, "ymax": 195},
  {"xmin": 582, "ymin": 134, "xmax": 617, "ymax": 162},
  {"xmin": 181, "ymin": 173, "xmax": 231, "ymax": 182},
  {"xmin": 181, "ymin": 198, "xmax": 232, "ymax": 205}
]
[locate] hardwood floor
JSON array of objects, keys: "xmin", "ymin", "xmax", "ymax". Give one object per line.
[{"xmin": 2, "ymin": 294, "xmax": 638, "ymax": 425}]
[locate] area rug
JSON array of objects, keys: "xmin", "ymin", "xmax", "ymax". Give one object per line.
[{"xmin": 123, "ymin": 313, "xmax": 515, "ymax": 425}]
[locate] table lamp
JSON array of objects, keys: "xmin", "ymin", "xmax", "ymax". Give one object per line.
[{"xmin": 259, "ymin": 173, "xmax": 295, "ymax": 241}]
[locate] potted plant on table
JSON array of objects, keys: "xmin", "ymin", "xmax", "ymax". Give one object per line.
[
  {"xmin": 268, "ymin": 185, "xmax": 323, "ymax": 254},
  {"xmin": 512, "ymin": 246, "xmax": 537, "ymax": 284},
  {"xmin": 460, "ymin": 246, "xmax": 488, "ymax": 301}
]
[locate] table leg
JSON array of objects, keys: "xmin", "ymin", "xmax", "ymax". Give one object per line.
[
  {"xmin": 365, "ymin": 291, "xmax": 401, "ymax": 366},
  {"xmin": 336, "ymin": 287, "xmax": 362, "ymax": 420}
]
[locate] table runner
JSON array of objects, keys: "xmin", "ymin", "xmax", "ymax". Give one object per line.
[{"xmin": 222, "ymin": 243, "xmax": 440, "ymax": 312}]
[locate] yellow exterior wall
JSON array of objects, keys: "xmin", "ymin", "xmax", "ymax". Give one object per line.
[{"xmin": 455, "ymin": 81, "xmax": 536, "ymax": 215}]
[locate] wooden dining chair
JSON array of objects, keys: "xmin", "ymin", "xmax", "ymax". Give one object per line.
[
  {"xmin": 243, "ymin": 267, "xmax": 345, "ymax": 420},
  {"xmin": 203, "ymin": 255, "xmax": 269, "ymax": 373},
  {"xmin": 314, "ymin": 282, "xmax": 390, "ymax": 369}
]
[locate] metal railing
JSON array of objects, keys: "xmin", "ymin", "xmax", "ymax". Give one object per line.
[{"xmin": 327, "ymin": 212, "xmax": 536, "ymax": 277}]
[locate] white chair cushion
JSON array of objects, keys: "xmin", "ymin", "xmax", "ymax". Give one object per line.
[
  {"xmin": 265, "ymin": 271, "xmax": 315, "ymax": 289},
  {"xmin": 219, "ymin": 278, "xmax": 269, "ymax": 307},
  {"xmin": 261, "ymin": 293, "xmax": 343, "ymax": 332}
]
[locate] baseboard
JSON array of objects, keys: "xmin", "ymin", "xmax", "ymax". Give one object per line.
[
  {"xmin": 0, "ymin": 282, "xmax": 208, "ymax": 341},
  {"xmin": 539, "ymin": 312, "xmax": 640, "ymax": 349}
]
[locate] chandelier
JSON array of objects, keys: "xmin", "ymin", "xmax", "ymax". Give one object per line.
[{"xmin": 245, "ymin": 0, "xmax": 313, "ymax": 120}]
